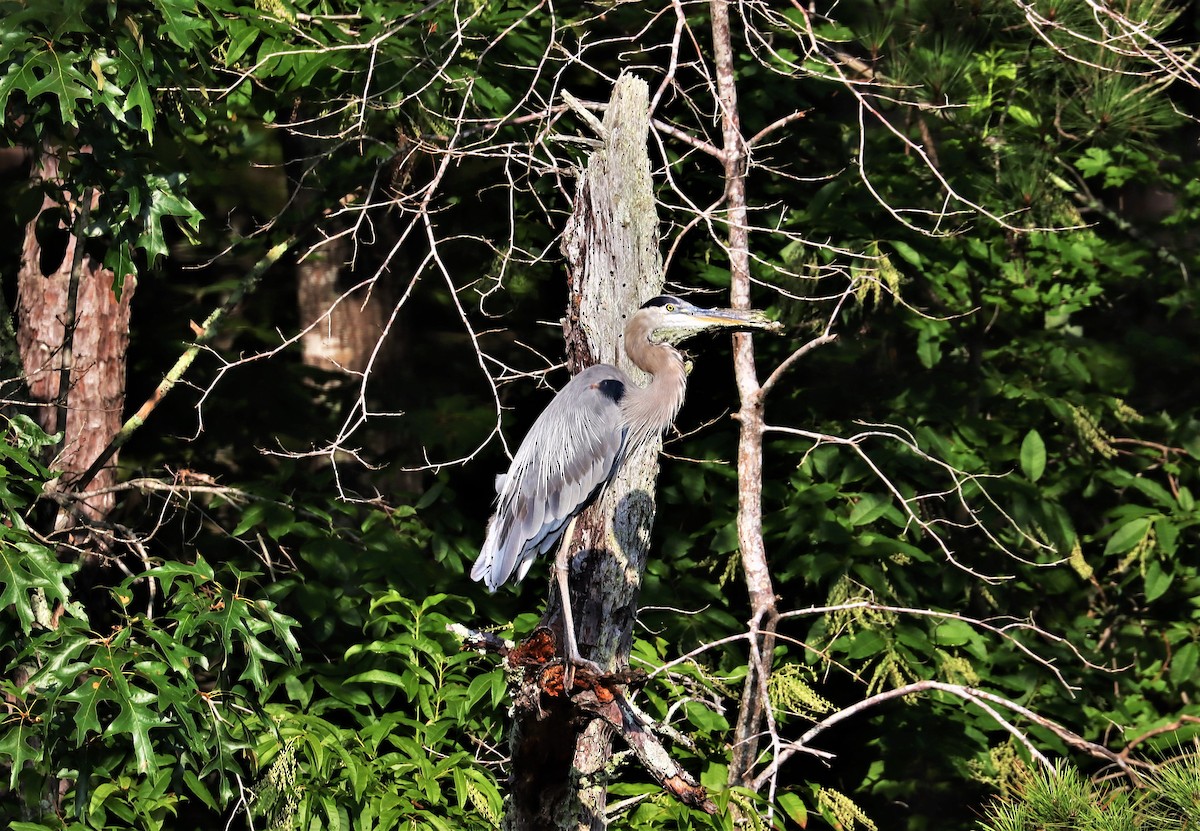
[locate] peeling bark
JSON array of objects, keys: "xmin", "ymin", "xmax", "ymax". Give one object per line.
[
  {"xmin": 16, "ymin": 147, "xmax": 134, "ymax": 533},
  {"xmin": 465, "ymin": 626, "xmax": 715, "ymax": 829}
]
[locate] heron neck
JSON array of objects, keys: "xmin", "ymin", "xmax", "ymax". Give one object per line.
[{"xmin": 621, "ymin": 340, "xmax": 687, "ymax": 443}]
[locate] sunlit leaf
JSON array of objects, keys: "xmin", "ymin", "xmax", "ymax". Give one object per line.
[
  {"xmin": 0, "ymin": 540, "xmax": 78, "ymax": 633},
  {"xmin": 1020, "ymin": 430, "xmax": 1046, "ymax": 482}
]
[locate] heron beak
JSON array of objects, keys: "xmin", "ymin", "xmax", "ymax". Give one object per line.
[
  {"xmin": 649, "ymin": 302, "xmax": 785, "ymax": 346},
  {"xmin": 690, "ymin": 307, "xmax": 785, "ymax": 334}
]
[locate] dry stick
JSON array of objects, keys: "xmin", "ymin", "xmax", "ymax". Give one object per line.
[{"xmin": 73, "ymin": 238, "xmax": 294, "ymax": 493}]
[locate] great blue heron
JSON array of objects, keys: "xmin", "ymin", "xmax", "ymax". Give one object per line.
[{"xmin": 471, "ymin": 295, "xmax": 781, "ymax": 678}]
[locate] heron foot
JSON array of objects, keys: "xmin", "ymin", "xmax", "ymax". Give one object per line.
[{"xmin": 562, "ymin": 655, "xmax": 604, "ymax": 692}]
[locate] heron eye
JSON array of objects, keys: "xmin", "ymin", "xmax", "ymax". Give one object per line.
[{"xmin": 665, "ymin": 303, "xmax": 676, "ymax": 312}]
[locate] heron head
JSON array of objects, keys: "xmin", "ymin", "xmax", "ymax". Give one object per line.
[{"xmin": 636, "ymin": 295, "xmax": 783, "ymax": 345}]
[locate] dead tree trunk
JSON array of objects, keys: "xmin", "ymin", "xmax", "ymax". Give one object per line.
[
  {"xmin": 504, "ymin": 73, "xmax": 665, "ymax": 831},
  {"xmin": 16, "ymin": 146, "xmax": 134, "ymax": 538}
]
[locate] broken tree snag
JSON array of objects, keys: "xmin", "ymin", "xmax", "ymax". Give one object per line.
[
  {"xmin": 559, "ymin": 75, "xmax": 663, "ymax": 679},
  {"xmin": 560, "ymin": 74, "xmax": 666, "ymax": 830},
  {"xmin": 501, "ymin": 71, "xmax": 707, "ymax": 831}
]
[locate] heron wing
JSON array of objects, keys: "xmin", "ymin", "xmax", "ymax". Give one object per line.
[{"xmin": 471, "ymin": 364, "xmax": 629, "ymax": 591}]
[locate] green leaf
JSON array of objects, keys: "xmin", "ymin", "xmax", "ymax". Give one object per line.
[
  {"xmin": 846, "ymin": 630, "xmax": 888, "ymax": 659},
  {"xmin": 6, "ymin": 414, "xmax": 61, "ymax": 455},
  {"xmin": 123, "ymin": 72, "xmax": 155, "ymax": 137},
  {"xmin": 1126, "ymin": 477, "xmax": 1177, "ymax": 510},
  {"xmin": 1075, "ymin": 147, "xmax": 1113, "ymax": 178},
  {"xmin": 134, "ymin": 173, "xmax": 203, "ymax": 261},
  {"xmin": 890, "ymin": 240, "xmax": 922, "ymax": 267},
  {"xmin": 931, "ymin": 618, "xmax": 974, "ymax": 647},
  {"xmin": 1020, "ymin": 430, "xmax": 1046, "ymax": 482},
  {"xmin": 1103, "ymin": 517, "xmax": 1152, "ymax": 556},
  {"xmin": 22, "ymin": 623, "xmax": 92, "ymax": 689},
  {"xmin": 104, "ymin": 241, "xmax": 137, "ymax": 298},
  {"xmin": 0, "ymin": 713, "xmax": 42, "ymax": 788},
  {"xmin": 142, "ymin": 622, "xmax": 206, "ymax": 674},
  {"xmin": 240, "ymin": 630, "xmax": 291, "ymax": 687},
  {"xmin": 183, "ymin": 769, "xmax": 219, "ymax": 812},
  {"xmin": 88, "ymin": 782, "xmax": 122, "ymax": 826},
  {"xmin": 848, "ymin": 492, "xmax": 890, "ymax": 527},
  {"xmin": 1007, "ymin": 104, "xmax": 1039, "ymax": 128},
  {"xmin": 224, "ymin": 23, "xmax": 261, "ymax": 66},
  {"xmin": 1179, "ymin": 487, "xmax": 1194, "ymax": 512},
  {"xmin": 684, "ymin": 701, "xmax": 728, "ymax": 732},
  {"xmin": 0, "ymin": 540, "xmax": 78, "ymax": 633},
  {"xmin": 916, "ymin": 327, "xmax": 942, "ymax": 369},
  {"xmin": 232, "ymin": 502, "xmax": 267, "ymax": 537},
  {"xmin": 62, "ymin": 675, "xmax": 115, "ymax": 742},
  {"xmin": 1170, "ymin": 641, "xmax": 1199, "ymax": 688},
  {"xmin": 778, "ymin": 792, "xmax": 808, "ymax": 826},
  {"xmin": 156, "ymin": 0, "xmax": 209, "ymax": 49},
  {"xmin": 1144, "ymin": 560, "xmax": 1173, "ymax": 602},
  {"xmin": 0, "ymin": 48, "xmax": 93, "ymax": 125},
  {"xmin": 141, "ymin": 556, "xmax": 214, "ymax": 595},
  {"xmin": 99, "ymin": 656, "xmax": 162, "ymax": 774},
  {"xmin": 895, "ymin": 624, "xmax": 933, "ymax": 652},
  {"xmin": 346, "ymin": 669, "xmax": 410, "ymax": 688}
]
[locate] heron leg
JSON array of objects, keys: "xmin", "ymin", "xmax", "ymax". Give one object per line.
[{"xmin": 554, "ymin": 516, "xmax": 603, "ymax": 690}]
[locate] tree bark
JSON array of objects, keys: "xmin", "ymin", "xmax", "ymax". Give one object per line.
[
  {"xmin": 504, "ymin": 72, "xmax": 664, "ymax": 831},
  {"xmin": 16, "ymin": 146, "xmax": 134, "ymax": 535},
  {"xmin": 281, "ymin": 127, "xmax": 386, "ymax": 377},
  {"xmin": 295, "ymin": 234, "xmax": 387, "ymax": 375}
]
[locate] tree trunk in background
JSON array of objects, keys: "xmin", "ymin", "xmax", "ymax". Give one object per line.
[
  {"xmin": 280, "ymin": 124, "xmax": 386, "ymax": 377},
  {"xmin": 505, "ymin": 73, "xmax": 663, "ymax": 831},
  {"xmin": 283, "ymin": 124, "xmax": 423, "ymax": 493},
  {"xmin": 16, "ymin": 147, "xmax": 134, "ymax": 533},
  {"xmin": 295, "ymin": 234, "xmax": 385, "ymax": 375}
]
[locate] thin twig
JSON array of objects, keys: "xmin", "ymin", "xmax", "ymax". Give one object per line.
[{"xmin": 760, "ymin": 332, "xmax": 838, "ymax": 397}]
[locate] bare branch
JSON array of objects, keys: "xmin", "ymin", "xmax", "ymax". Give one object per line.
[{"xmin": 752, "ymin": 679, "xmax": 1143, "ymax": 790}]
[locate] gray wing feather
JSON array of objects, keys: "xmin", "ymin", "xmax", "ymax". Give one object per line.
[{"xmin": 470, "ymin": 364, "xmax": 629, "ymax": 591}]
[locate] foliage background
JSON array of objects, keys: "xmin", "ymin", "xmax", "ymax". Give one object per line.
[{"xmin": 2, "ymin": 1, "xmax": 1199, "ymax": 829}]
